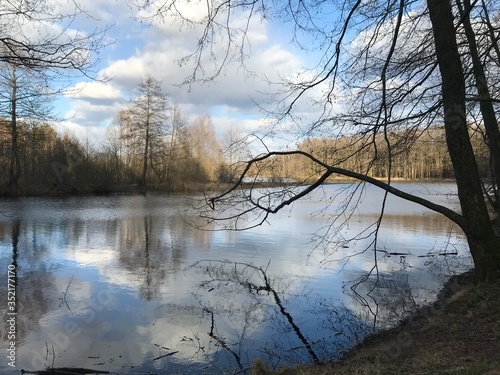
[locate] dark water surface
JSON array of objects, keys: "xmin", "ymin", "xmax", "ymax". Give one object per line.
[{"xmin": 0, "ymin": 183, "xmax": 471, "ymax": 374}]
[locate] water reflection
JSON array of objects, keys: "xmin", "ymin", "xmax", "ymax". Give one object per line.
[
  {"xmin": 0, "ymin": 184, "xmax": 471, "ymax": 374},
  {"xmin": 189, "ymin": 260, "xmax": 372, "ymax": 372}
]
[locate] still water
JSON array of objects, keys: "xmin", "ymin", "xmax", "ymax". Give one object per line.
[{"xmin": 0, "ymin": 183, "xmax": 471, "ymax": 374}]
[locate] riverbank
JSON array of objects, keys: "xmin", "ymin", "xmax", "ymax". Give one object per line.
[
  {"xmin": 0, "ymin": 178, "xmax": 456, "ymax": 197},
  {"xmin": 254, "ymin": 271, "xmax": 500, "ymax": 375}
]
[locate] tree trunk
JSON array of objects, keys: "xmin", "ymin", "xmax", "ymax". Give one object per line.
[
  {"xmin": 142, "ymin": 125, "xmax": 149, "ymax": 187},
  {"xmin": 457, "ymin": 0, "xmax": 500, "ymax": 203},
  {"xmin": 427, "ymin": 0, "xmax": 500, "ymax": 282},
  {"xmin": 481, "ymin": 0, "xmax": 500, "ymax": 67},
  {"xmin": 8, "ymin": 66, "xmax": 20, "ymax": 194}
]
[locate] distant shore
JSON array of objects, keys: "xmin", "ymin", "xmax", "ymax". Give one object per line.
[
  {"xmin": 0, "ymin": 177, "xmax": 459, "ymax": 199},
  {"xmin": 0, "ymin": 178, "xmax": 459, "ymax": 198}
]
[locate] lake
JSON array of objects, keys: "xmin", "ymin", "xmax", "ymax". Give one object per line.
[{"xmin": 0, "ymin": 182, "xmax": 472, "ymax": 374}]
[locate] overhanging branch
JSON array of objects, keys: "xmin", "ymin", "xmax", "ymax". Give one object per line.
[{"xmin": 209, "ymin": 150, "xmax": 468, "ymax": 230}]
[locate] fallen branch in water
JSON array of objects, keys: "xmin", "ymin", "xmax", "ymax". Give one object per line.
[
  {"xmin": 152, "ymin": 351, "xmax": 179, "ymax": 361},
  {"xmin": 21, "ymin": 368, "xmax": 110, "ymax": 375}
]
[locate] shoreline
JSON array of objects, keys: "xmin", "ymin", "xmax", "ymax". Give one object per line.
[
  {"xmin": 0, "ymin": 178, "xmax": 457, "ymax": 198},
  {"xmin": 255, "ymin": 270, "xmax": 500, "ymax": 375}
]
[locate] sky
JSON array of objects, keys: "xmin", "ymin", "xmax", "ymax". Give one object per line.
[
  {"xmin": 13, "ymin": 0, "xmax": 474, "ymax": 153},
  {"xmin": 52, "ymin": 0, "xmax": 313, "ymax": 150}
]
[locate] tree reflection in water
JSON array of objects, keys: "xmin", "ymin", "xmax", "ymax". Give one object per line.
[
  {"xmin": 0, "ymin": 220, "xmax": 57, "ymax": 352},
  {"xmin": 0, "ymin": 192, "xmax": 471, "ymax": 374},
  {"xmin": 344, "ymin": 249, "xmax": 472, "ymax": 329},
  {"xmin": 191, "ymin": 260, "xmax": 371, "ymax": 372}
]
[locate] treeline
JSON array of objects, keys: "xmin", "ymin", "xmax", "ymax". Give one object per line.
[
  {"xmin": 0, "ymin": 119, "xmax": 491, "ymax": 195},
  {"xmin": 0, "ymin": 74, "xmax": 251, "ymax": 195},
  {"xmin": 254, "ymin": 126, "xmax": 490, "ymax": 182},
  {"xmin": 0, "ymin": 72, "xmax": 491, "ymax": 195},
  {"xmin": 0, "ymin": 114, "xmax": 228, "ymax": 195}
]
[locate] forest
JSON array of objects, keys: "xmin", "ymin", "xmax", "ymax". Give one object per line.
[
  {"xmin": 0, "ymin": 113, "xmax": 225, "ymax": 194},
  {"xmin": 0, "ymin": 104, "xmax": 490, "ymax": 195},
  {"xmin": 267, "ymin": 125, "xmax": 490, "ymax": 182},
  {"xmin": 0, "ymin": 74, "xmax": 243, "ymax": 195},
  {"xmin": 0, "ymin": 71, "xmax": 492, "ymax": 195},
  {"xmin": 5, "ymin": 67, "xmax": 487, "ymax": 195}
]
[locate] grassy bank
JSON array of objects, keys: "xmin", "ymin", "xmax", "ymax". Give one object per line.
[{"xmin": 254, "ymin": 271, "xmax": 500, "ymax": 375}]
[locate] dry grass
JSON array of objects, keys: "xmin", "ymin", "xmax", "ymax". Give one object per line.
[{"xmin": 253, "ymin": 272, "xmax": 500, "ymax": 375}]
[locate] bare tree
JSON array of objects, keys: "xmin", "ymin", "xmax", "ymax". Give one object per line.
[
  {"xmin": 427, "ymin": 0, "xmax": 499, "ymax": 282},
  {"xmin": 102, "ymin": 124, "xmax": 124, "ymax": 182},
  {"xmin": 0, "ymin": 0, "xmax": 109, "ymax": 72},
  {"xmin": 0, "ymin": 0, "xmax": 110, "ymax": 194},
  {"xmin": 219, "ymin": 125, "xmax": 251, "ymax": 182},
  {"xmin": 0, "ymin": 64, "xmax": 57, "ymax": 192},
  {"xmin": 136, "ymin": 0, "xmax": 500, "ymax": 282},
  {"xmin": 165, "ymin": 104, "xmax": 188, "ymax": 186},
  {"xmin": 223, "ymin": 126, "xmax": 249, "ymax": 164},
  {"xmin": 455, "ymin": 0, "xmax": 500, "ymax": 203},
  {"xmin": 121, "ymin": 75, "xmax": 170, "ymax": 186},
  {"xmin": 188, "ymin": 115, "xmax": 223, "ymax": 182}
]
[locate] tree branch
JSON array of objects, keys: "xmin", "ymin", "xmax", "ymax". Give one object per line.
[{"xmin": 209, "ymin": 150, "xmax": 468, "ymax": 230}]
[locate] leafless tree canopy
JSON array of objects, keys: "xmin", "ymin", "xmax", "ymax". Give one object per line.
[
  {"xmin": 133, "ymin": 0, "xmax": 500, "ymax": 282},
  {"xmin": 0, "ymin": 0, "xmax": 111, "ymax": 193},
  {"xmin": 0, "ymin": 0, "xmax": 110, "ymax": 73}
]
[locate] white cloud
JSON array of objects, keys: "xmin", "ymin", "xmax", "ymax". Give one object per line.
[
  {"xmin": 211, "ymin": 114, "xmax": 263, "ymax": 134},
  {"xmin": 54, "ymin": 120, "xmax": 112, "ymax": 147},
  {"xmin": 66, "ymin": 247, "xmax": 116, "ymax": 266},
  {"xmin": 98, "ymin": 30, "xmax": 301, "ymax": 111},
  {"xmin": 67, "ymin": 81, "xmax": 123, "ymax": 102},
  {"xmin": 67, "ymin": 99, "xmax": 122, "ymax": 123},
  {"xmin": 54, "ymin": 0, "xmax": 329, "ymax": 152}
]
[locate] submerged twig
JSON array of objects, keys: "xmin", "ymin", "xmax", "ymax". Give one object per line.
[
  {"xmin": 152, "ymin": 351, "xmax": 179, "ymax": 361},
  {"xmin": 20, "ymin": 368, "xmax": 110, "ymax": 374},
  {"xmin": 59, "ymin": 276, "xmax": 73, "ymax": 313}
]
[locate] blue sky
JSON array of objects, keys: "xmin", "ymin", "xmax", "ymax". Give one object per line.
[
  {"xmin": 53, "ymin": 0, "xmax": 313, "ymax": 148},
  {"xmin": 18, "ymin": 0, "xmax": 443, "ymax": 152}
]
